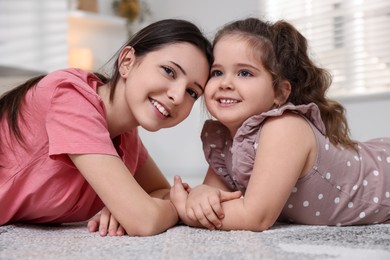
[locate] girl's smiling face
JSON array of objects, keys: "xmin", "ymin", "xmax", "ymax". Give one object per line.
[
  {"xmin": 120, "ymin": 43, "xmax": 210, "ymax": 132},
  {"xmin": 205, "ymin": 35, "xmax": 277, "ymax": 136}
]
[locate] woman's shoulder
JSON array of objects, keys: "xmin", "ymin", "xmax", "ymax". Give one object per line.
[
  {"xmin": 40, "ymin": 68, "xmax": 102, "ymax": 92},
  {"xmin": 46, "ymin": 68, "xmax": 97, "ymax": 80}
]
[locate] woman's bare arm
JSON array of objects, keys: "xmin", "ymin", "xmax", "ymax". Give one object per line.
[{"xmin": 70, "ymin": 154, "xmax": 178, "ymax": 236}]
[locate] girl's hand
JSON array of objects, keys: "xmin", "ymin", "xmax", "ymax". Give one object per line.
[
  {"xmin": 186, "ymin": 185, "xmax": 242, "ymax": 230},
  {"xmin": 87, "ymin": 207, "xmax": 126, "ymax": 236}
]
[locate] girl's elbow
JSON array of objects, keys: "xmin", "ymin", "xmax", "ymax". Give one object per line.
[
  {"xmin": 243, "ymin": 214, "xmax": 276, "ymax": 232},
  {"xmin": 250, "ymin": 220, "xmax": 274, "ymax": 232}
]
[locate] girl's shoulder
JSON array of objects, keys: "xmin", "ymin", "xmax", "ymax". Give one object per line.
[
  {"xmin": 201, "ymin": 119, "xmax": 230, "ymax": 150},
  {"xmin": 235, "ymin": 102, "xmax": 327, "ymax": 143}
]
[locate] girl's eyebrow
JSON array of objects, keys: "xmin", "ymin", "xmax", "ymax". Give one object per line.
[
  {"xmin": 170, "ymin": 61, "xmax": 205, "ymax": 93},
  {"xmin": 212, "ymin": 62, "xmax": 260, "ymax": 72}
]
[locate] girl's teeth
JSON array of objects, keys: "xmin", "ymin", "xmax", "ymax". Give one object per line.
[
  {"xmin": 220, "ymin": 99, "xmax": 237, "ymax": 104},
  {"xmin": 151, "ymin": 99, "xmax": 169, "ymax": 117}
]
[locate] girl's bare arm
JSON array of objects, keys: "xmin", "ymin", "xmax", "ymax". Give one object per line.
[{"xmin": 208, "ymin": 114, "xmax": 316, "ymax": 231}]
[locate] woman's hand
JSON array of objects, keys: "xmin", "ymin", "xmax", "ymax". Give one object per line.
[
  {"xmin": 186, "ymin": 184, "xmax": 242, "ymax": 230},
  {"xmin": 170, "ymin": 176, "xmax": 194, "ymax": 225},
  {"xmin": 87, "ymin": 207, "xmax": 126, "ymax": 236}
]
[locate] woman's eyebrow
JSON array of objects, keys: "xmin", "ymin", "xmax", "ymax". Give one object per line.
[
  {"xmin": 194, "ymin": 82, "xmax": 204, "ymax": 93},
  {"xmin": 170, "ymin": 61, "xmax": 186, "ymax": 75},
  {"xmin": 170, "ymin": 61, "xmax": 205, "ymax": 93}
]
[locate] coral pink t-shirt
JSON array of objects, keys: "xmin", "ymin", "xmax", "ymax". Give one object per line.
[{"xmin": 0, "ymin": 69, "xmax": 148, "ymax": 225}]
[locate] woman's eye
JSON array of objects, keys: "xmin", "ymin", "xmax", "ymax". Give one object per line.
[
  {"xmin": 238, "ymin": 70, "xmax": 252, "ymax": 77},
  {"xmin": 210, "ymin": 70, "xmax": 222, "ymax": 77},
  {"xmin": 162, "ymin": 66, "xmax": 176, "ymax": 78},
  {"xmin": 186, "ymin": 88, "xmax": 199, "ymax": 100}
]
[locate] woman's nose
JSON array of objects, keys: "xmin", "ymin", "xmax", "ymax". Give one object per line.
[{"xmin": 167, "ymin": 84, "xmax": 186, "ymax": 105}]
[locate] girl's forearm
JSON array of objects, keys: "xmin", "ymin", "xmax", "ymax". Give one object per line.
[{"xmin": 218, "ymin": 198, "xmax": 275, "ymax": 232}]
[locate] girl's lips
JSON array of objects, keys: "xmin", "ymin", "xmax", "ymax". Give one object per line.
[{"xmin": 149, "ymin": 98, "xmax": 171, "ymax": 118}]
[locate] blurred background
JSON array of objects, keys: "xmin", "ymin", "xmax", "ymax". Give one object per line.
[{"xmin": 0, "ymin": 0, "xmax": 389, "ymax": 185}]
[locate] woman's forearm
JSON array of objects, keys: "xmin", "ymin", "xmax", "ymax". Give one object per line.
[
  {"xmin": 125, "ymin": 198, "xmax": 178, "ymax": 236},
  {"xmin": 149, "ymin": 188, "xmax": 170, "ymax": 200},
  {"xmin": 150, "ymin": 198, "xmax": 179, "ymax": 232}
]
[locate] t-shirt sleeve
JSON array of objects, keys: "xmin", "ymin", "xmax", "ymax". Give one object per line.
[
  {"xmin": 46, "ymin": 82, "xmax": 117, "ymax": 161},
  {"xmin": 120, "ymin": 129, "xmax": 149, "ymax": 174}
]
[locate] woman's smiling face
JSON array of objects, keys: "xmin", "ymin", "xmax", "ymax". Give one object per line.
[{"xmin": 122, "ymin": 42, "xmax": 210, "ymax": 132}]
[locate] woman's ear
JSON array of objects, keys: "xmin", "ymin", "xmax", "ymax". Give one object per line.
[
  {"xmin": 275, "ymin": 80, "xmax": 292, "ymax": 106},
  {"xmin": 118, "ymin": 46, "xmax": 135, "ymax": 78}
]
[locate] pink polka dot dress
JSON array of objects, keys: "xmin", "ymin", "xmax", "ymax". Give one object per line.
[{"xmin": 201, "ymin": 103, "xmax": 390, "ymax": 226}]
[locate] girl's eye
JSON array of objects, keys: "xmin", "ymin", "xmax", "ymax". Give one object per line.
[
  {"xmin": 186, "ymin": 88, "xmax": 199, "ymax": 100},
  {"xmin": 210, "ymin": 70, "xmax": 222, "ymax": 77},
  {"xmin": 238, "ymin": 70, "xmax": 252, "ymax": 77},
  {"xmin": 162, "ymin": 66, "xmax": 176, "ymax": 78}
]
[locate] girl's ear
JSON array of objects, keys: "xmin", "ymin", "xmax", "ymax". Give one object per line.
[
  {"xmin": 275, "ymin": 80, "xmax": 292, "ymax": 106},
  {"xmin": 118, "ymin": 46, "xmax": 136, "ymax": 78}
]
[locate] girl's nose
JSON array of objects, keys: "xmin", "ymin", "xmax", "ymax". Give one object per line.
[
  {"xmin": 167, "ymin": 84, "xmax": 186, "ymax": 105},
  {"xmin": 219, "ymin": 77, "xmax": 234, "ymax": 90}
]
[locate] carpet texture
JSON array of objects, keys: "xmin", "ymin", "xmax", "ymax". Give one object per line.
[{"xmin": 1, "ymin": 222, "xmax": 390, "ymax": 259}]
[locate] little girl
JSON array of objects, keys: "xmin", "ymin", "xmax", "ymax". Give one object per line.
[
  {"xmin": 170, "ymin": 18, "xmax": 390, "ymax": 231},
  {"xmin": 0, "ymin": 19, "xmax": 212, "ymax": 236}
]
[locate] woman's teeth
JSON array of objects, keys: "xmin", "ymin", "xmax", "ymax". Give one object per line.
[{"xmin": 151, "ymin": 99, "xmax": 169, "ymax": 117}]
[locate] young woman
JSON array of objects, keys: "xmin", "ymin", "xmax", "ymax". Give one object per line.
[
  {"xmin": 170, "ymin": 17, "xmax": 390, "ymax": 231},
  {"xmin": 0, "ymin": 19, "xmax": 213, "ymax": 236}
]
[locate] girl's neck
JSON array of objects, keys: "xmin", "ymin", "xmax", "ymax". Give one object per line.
[{"xmin": 226, "ymin": 126, "xmax": 238, "ymax": 139}]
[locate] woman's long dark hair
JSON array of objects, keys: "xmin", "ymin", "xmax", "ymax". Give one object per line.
[{"xmin": 0, "ymin": 19, "xmax": 213, "ymax": 148}]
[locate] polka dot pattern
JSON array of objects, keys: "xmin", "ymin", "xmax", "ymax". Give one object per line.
[
  {"xmin": 201, "ymin": 104, "xmax": 390, "ymax": 227},
  {"xmin": 285, "ymin": 135, "xmax": 390, "ymax": 225}
]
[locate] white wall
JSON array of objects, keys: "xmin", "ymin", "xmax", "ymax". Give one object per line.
[
  {"xmin": 145, "ymin": 0, "xmax": 259, "ymax": 38},
  {"xmin": 336, "ymin": 93, "xmax": 390, "ymax": 142}
]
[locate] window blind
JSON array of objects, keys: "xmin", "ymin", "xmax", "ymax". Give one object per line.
[
  {"xmin": 0, "ymin": 0, "xmax": 68, "ymax": 72},
  {"xmin": 259, "ymin": 0, "xmax": 390, "ymax": 96}
]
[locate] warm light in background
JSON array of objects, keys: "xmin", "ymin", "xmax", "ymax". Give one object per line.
[{"xmin": 68, "ymin": 47, "xmax": 94, "ymax": 70}]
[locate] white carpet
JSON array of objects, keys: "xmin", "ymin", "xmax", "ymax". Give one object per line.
[{"xmin": 1, "ymin": 222, "xmax": 390, "ymax": 259}]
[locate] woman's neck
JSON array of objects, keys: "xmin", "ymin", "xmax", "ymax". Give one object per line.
[{"xmin": 97, "ymin": 83, "xmax": 137, "ymax": 138}]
